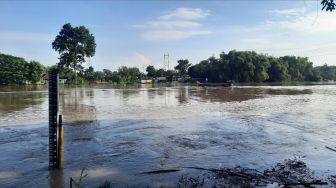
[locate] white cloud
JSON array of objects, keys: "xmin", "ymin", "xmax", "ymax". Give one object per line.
[
  {"xmin": 241, "ymin": 38, "xmax": 272, "ymax": 46},
  {"xmin": 0, "ymin": 32, "xmax": 53, "ymax": 41},
  {"xmin": 264, "ymin": 11, "xmax": 336, "ymax": 33},
  {"xmin": 240, "ymin": 38, "xmax": 297, "ymax": 51},
  {"xmin": 269, "ymin": 8, "xmax": 306, "ymax": 17},
  {"xmin": 142, "ymin": 30, "xmax": 212, "ymax": 41},
  {"xmin": 133, "ymin": 20, "xmax": 201, "ymax": 29},
  {"xmin": 135, "ymin": 52, "xmax": 152, "ymax": 66},
  {"xmin": 133, "ymin": 8, "xmax": 211, "ymax": 41},
  {"xmin": 159, "ymin": 8, "xmax": 210, "ymax": 20},
  {"xmin": 110, "ymin": 53, "xmax": 154, "ymax": 72},
  {"xmin": 219, "ymin": 7, "xmax": 336, "ymax": 65}
]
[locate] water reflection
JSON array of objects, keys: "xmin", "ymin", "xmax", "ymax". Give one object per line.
[
  {"xmin": 48, "ymin": 170, "xmax": 64, "ymax": 188},
  {"xmin": 190, "ymin": 87, "xmax": 313, "ymax": 103},
  {"xmin": 0, "ymin": 85, "xmax": 315, "ymax": 126},
  {"xmin": 177, "ymin": 87, "xmax": 188, "ymax": 104},
  {"xmin": 0, "ymin": 91, "xmax": 46, "ymax": 114},
  {"xmin": 0, "ymin": 85, "xmax": 46, "ymax": 92},
  {"xmin": 119, "ymin": 89, "xmax": 141, "ymax": 99},
  {"xmin": 60, "ymin": 89, "xmax": 98, "ymax": 123}
]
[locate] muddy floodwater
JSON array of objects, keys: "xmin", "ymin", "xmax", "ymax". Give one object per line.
[{"xmin": 0, "ymin": 83, "xmax": 336, "ymax": 187}]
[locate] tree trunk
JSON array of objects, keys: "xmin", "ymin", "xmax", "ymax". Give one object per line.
[{"xmin": 74, "ymin": 63, "xmax": 77, "ymax": 85}]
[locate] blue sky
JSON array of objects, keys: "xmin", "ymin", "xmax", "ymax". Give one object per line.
[{"xmin": 0, "ymin": 1, "xmax": 336, "ymax": 71}]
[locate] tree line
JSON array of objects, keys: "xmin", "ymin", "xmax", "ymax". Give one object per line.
[
  {"xmin": 1, "ymin": 51, "xmax": 336, "ymax": 85},
  {"xmin": 50, "ymin": 65, "xmax": 143, "ymax": 84},
  {"xmin": 0, "ymin": 53, "xmax": 46, "ymax": 84},
  {"xmin": 188, "ymin": 50, "xmax": 336, "ymax": 83}
]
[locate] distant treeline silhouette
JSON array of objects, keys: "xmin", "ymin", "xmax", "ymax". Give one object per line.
[
  {"xmin": 188, "ymin": 50, "xmax": 336, "ymax": 83},
  {"xmin": 1, "ymin": 51, "xmax": 336, "ymax": 85}
]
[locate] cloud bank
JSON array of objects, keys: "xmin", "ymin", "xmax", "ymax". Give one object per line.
[{"xmin": 133, "ymin": 8, "xmax": 212, "ymax": 41}]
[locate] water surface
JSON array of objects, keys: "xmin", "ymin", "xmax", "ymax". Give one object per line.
[{"xmin": 0, "ymin": 84, "xmax": 335, "ymax": 187}]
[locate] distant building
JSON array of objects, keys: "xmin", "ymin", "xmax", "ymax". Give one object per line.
[
  {"xmin": 140, "ymin": 80, "xmax": 152, "ymax": 84},
  {"xmin": 153, "ymin": 77, "xmax": 167, "ymax": 82},
  {"xmin": 43, "ymin": 74, "xmax": 67, "ymax": 84}
]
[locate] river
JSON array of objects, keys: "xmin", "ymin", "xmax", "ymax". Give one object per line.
[{"xmin": 0, "ymin": 83, "xmax": 336, "ymax": 187}]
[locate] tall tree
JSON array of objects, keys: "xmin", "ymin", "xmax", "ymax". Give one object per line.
[
  {"xmin": 146, "ymin": 65, "xmax": 156, "ymax": 78},
  {"xmin": 175, "ymin": 59, "xmax": 191, "ymax": 77},
  {"xmin": 52, "ymin": 23, "xmax": 96, "ymax": 84}
]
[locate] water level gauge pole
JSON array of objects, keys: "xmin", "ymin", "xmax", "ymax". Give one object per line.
[{"xmin": 48, "ymin": 71, "xmax": 61, "ymax": 170}]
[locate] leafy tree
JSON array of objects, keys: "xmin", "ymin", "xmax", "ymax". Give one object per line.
[
  {"xmin": 207, "ymin": 56, "xmax": 226, "ymax": 82},
  {"xmin": 117, "ymin": 66, "xmax": 140, "ymax": 83},
  {"xmin": 227, "ymin": 51, "xmax": 255, "ymax": 82},
  {"xmin": 103, "ymin": 69, "xmax": 114, "ymax": 82},
  {"xmin": 0, "ymin": 53, "xmax": 47, "ymax": 85},
  {"xmin": 26, "ymin": 61, "xmax": 46, "ymax": 84},
  {"xmin": 0, "ymin": 53, "xmax": 28, "ymax": 84},
  {"xmin": 188, "ymin": 50, "xmax": 326, "ymax": 83},
  {"xmin": 321, "ymin": 0, "xmax": 335, "ymax": 11},
  {"xmin": 175, "ymin": 59, "xmax": 191, "ymax": 76},
  {"xmin": 317, "ymin": 64, "xmax": 336, "ymax": 80},
  {"xmin": 95, "ymin": 71, "xmax": 104, "ymax": 82},
  {"xmin": 304, "ymin": 67, "xmax": 322, "ymax": 82},
  {"xmin": 252, "ymin": 54, "xmax": 270, "ymax": 82},
  {"xmin": 267, "ymin": 58, "xmax": 290, "ymax": 82},
  {"xmin": 188, "ymin": 60, "xmax": 211, "ymax": 80},
  {"xmin": 49, "ymin": 65, "xmax": 75, "ymax": 81},
  {"xmin": 156, "ymin": 69, "xmax": 166, "ymax": 77},
  {"xmin": 84, "ymin": 66, "xmax": 96, "ymax": 82},
  {"xmin": 146, "ymin": 65, "xmax": 156, "ymax": 77},
  {"xmin": 52, "ymin": 23, "xmax": 96, "ymax": 84}
]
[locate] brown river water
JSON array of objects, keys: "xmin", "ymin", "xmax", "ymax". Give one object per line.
[{"xmin": 0, "ymin": 83, "xmax": 336, "ymax": 187}]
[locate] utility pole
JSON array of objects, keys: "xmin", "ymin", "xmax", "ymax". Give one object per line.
[{"xmin": 164, "ymin": 53, "xmax": 169, "ymax": 71}]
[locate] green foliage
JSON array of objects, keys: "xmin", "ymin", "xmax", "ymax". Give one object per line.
[
  {"xmin": 175, "ymin": 59, "xmax": 191, "ymax": 76},
  {"xmin": 227, "ymin": 51, "xmax": 256, "ymax": 82},
  {"xmin": 84, "ymin": 66, "xmax": 96, "ymax": 82},
  {"xmin": 95, "ymin": 71, "xmax": 104, "ymax": 82},
  {"xmin": 156, "ymin": 68, "xmax": 167, "ymax": 77},
  {"xmin": 52, "ymin": 23, "xmax": 96, "ymax": 69},
  {"xmin": 267, "ymin": 58, "xmax": 290, "ymax": 82},
  {"xmin": 102, "ymin": 67, "xmax": 141, "ymax": 83},
  {"xmin": 316, "ymin": 64, "xmax": 336, "ymax": 81},
  {"xmin": 252, "ymin": 54, "xmax": 270, "ymax": 82},
  {"xmin": 146, "ymin": 65, "xmax": 156, "ymax": 78},
  {"xmin": 52, "ymin": 23, "xmax": 96, "ymax": 84},
  {"xmin": 27, "ymin": 61, "xmax": 47, "ymax": 84},
  {"xmin": 49, "ymin": 65, "xmax": 75, "ymax": 81},
  {"xmin": 118, "ymin": 66, "xmax": 141, "ymax": 83},
  {"xmin": 188, "ymin": 50, "xmax": 323, "ymax": 83},
  {"xmin": 145, "ymin": 65, "xmax": 173, "ymax": 78},
  {"xmin": 322, "ymin": 0, "xmax": 335, "ymax": 11},
  {"xmin": 0, "ymin": 53, "xmax": 46, "ymax": 85}
]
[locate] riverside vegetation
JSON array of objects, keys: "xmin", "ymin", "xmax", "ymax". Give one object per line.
[{"xmin": 1, "ymin": 51, "xmax": 336, "ymax": 85}]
